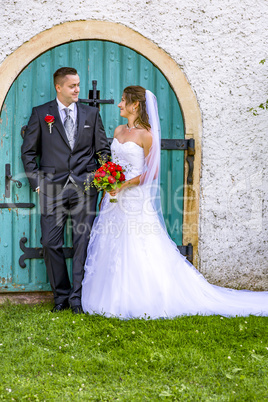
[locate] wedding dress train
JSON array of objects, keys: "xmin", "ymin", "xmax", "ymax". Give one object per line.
[{"xmin": 81, "ymin": 138, "xmax": 268, "ymax": 318}]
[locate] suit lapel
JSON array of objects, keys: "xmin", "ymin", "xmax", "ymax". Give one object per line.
[
  {"xmin": 73, "ymin": 102, "xmax": 86, "ymax": 151},
  {"xmin": 49, "ymin": 100, "xmax": 71, "ymax": 148}
]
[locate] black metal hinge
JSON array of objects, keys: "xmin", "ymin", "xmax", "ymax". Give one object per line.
[
  {"xmin": 0, "ymin": 203, "xmax": 35, "ymax": 208},
  {"xmin": 161, "ymin": 138, "xmax": 195, "ymax": 185},
  {"xmin": 19, "ymin": 237, "xmax": 193, "ymax": 268},
  {"xmin": 19, "ymin": 237, "xmax": 73, "ymax": 269},
  {"xmin": 177, "ymin": 244, "xmax": 193, "ymax": 264}
]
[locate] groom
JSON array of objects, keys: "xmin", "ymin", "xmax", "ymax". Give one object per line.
[{"xmin": 21, "ymin": 67, "xmax": 110, "ymax": 314}]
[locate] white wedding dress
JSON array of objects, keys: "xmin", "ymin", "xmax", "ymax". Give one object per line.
[{"xmin": 82, "ymin": 138, "xmax": 268, "ymax": 318}]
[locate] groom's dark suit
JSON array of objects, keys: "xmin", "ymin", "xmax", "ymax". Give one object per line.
[{"xmin": 21, "ymin": 99, "xmax": 110, "ymax": 307}]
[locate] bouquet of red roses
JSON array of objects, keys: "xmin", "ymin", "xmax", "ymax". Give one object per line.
[{"xmin": 90, "ymin": 161, "xmax": 126, "ymax": 202}]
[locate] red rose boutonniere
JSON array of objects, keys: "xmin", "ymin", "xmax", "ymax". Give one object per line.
[{"xmin": 44, "ymin": 114, "xmax": 55, "ymax": 134}]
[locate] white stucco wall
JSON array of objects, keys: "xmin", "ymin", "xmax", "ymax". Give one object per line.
[{"xmin": 0, "ymin": 0, "xmax": 267, "ymax": 289}]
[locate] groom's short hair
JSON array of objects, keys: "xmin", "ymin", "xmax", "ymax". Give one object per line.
[{"xmin": 53, "ymin": 67, "xmax": 78, "ymax": 87}]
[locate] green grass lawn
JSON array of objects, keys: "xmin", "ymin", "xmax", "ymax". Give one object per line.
[{"xmin": 0, "ymin": 302, "xmax": 267, "ymax": 401}]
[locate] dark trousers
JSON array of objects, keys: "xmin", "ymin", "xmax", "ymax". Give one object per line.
[{"xmin": 40, "ymin": 184, "xmax": 98, "ymax": 306}]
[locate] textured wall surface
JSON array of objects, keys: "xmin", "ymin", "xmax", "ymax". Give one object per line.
[{"xmin": 0, "ymin": 0, "xmax": 267, "ymax": 289}]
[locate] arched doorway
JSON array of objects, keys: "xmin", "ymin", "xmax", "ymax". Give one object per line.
[{"xmin": 0, "ymin": 22, "xmax": 201, "ymax": 293}]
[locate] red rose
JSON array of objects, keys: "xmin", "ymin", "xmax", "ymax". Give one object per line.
[
  {"xmin": 116, "ymin": 165, "xmax": 122, "ymax": 171},
  {"xmin": 44, "ymin": 115, "xmax": 55, "ymax": 133},
  {"xmin": 112, "ymin": 171, "xmax": 117, "ymax": 177},
  {"xmin": 99, "ymin": 171, "xmax": 106, "ymax": 177},
  {"xmin": 44, "ymin": 115, "xmax": 55, "ymax": 124},
  {"xmin": 108, "ymin": 176, "xmax": 116, "ymax": 184},
  {"xmin": 119, "ymin": 173, "xmax": 125, "ymax": 182},
  {"xmin": 109, "ymin": 166, "xmax": 115, "ymax": 172}
]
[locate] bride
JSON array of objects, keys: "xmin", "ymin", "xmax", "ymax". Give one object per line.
[{"xmin": 81, "ymin": 86, "xmax": 268, "ymax": 318}]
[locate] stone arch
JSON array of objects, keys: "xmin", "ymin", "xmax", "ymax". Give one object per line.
[{"xmin": 0, "ymin": 20, "xmax": 202, "ymax": 267}]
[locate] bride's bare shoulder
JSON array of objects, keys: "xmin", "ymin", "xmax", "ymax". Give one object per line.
[{"xmin": 140, "ymin": 128, "xmax": 153, "ymax": 147}]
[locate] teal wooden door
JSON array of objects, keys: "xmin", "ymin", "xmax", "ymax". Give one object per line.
[{"xmin": 0, "ymin": 40, "xmax": 184, "ymax": 292}]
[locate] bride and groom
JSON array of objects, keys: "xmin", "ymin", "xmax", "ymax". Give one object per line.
[{"xmin": 22, "ymin": 67, "xmax": 268, "ymax": 317}]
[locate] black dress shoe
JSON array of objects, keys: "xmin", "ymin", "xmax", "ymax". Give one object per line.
[
  {"xmin": 71, "ymin": 305, "xmax": 84, "ymax": 314},
  {"xmin": 51, "ymin": 302, "xmax": 69, "ymax": 312}
]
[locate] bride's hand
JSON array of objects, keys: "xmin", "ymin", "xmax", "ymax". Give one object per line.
[{"xmin": 109, "ymin": 187, "xmax": 120, "ymax": 197}]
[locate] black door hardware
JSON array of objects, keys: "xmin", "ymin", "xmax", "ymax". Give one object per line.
[{"xmin": 5, "ymin": 163, "xmax": 22, "ymax": 198}]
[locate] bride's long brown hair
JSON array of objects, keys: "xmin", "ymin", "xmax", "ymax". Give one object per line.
[{"xmin": 123, "ymin": 86, "xmax": 151, "ymax": 130}]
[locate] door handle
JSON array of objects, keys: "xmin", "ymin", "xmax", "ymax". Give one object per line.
[{"xmin": 5, "ymin": 163, "xmax": 22, "ymax": 198}]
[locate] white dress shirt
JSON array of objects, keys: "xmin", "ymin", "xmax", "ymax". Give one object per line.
[
  {"xmin": 57, "ymin": 98, "xmax": 78, "ymax": 188},
  {"xmin": 56, "ymin": 98, "xmax": 77, "ymax": 126}
]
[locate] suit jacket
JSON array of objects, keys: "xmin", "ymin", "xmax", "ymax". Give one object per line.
[{"xmin": 21, "ymin": 99, "xmax": 110, "ymax": 196}]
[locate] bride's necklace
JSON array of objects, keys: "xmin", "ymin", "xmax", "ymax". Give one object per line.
[{"xmin": 126, "ymin": 123, "xmax": 138, "ymax": 132}]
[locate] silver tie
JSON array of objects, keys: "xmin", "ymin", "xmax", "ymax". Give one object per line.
[{"xmin": 63, "ymin": 108, "xmax": 75, "ymax": 149}]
